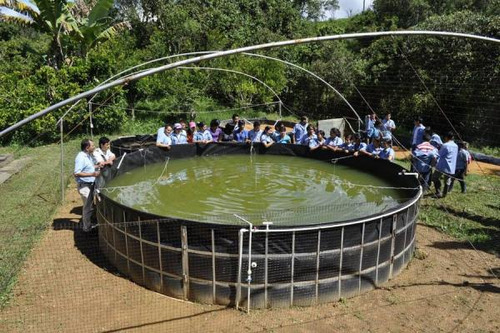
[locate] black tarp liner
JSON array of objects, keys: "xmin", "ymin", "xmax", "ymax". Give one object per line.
[{"xmin": 97, "ymin": 142, "xmax": 421, "ymax": 308}]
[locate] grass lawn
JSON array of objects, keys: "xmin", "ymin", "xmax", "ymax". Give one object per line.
[
  {"xmin": 394, "ymin": 158, "xmax": 500, "ymax": 255},
  {"xmin": 0, "ymin": 140, "xmax": 498, "ymax": 309},
  {"xmin": 0, "ymin": 140, "xmax": 79, "ymax": 308}
]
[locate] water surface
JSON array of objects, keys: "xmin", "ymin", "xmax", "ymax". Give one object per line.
[{"xmin": 104, "ymin": 154, "xmax": 409, "ymax": 225}]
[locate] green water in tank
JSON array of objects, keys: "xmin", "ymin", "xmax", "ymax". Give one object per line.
[{"xmin": 103, "ymin": 154, "xmax": 410, "ymax": 225}]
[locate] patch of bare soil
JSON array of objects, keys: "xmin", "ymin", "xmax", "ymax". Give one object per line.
[{"xmin": 1, "ymin": 185, "xmax": 499, "ymax": 333}]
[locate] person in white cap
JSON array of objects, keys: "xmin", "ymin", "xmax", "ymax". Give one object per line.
[{"xmin": 171, "ymin": 123, "xmax": 188, "ymax": 144}]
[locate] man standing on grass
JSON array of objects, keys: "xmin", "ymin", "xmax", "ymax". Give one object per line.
[
  {"xmin": 432, "ymin": 131, "xmax": 458, "ymax": 198},
  {"xmin": 74, "ymin": 139, "xmax": 102, "ymax": 232}
]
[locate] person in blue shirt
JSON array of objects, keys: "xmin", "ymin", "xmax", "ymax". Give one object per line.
[
  {"xmin": 364, "ymin": 111, "xmax": 376, "ymax": 142},
  {"xmin": 382, "ymin": 113, "xmax": 396, "ymax": 134},
  {"xmin": 247, "ymin": 121, "xmax": 263, "ymax": 143},
  {"xmin": 349, "ymin": 133, "xmax": 368, "ymax": 156},
  {"xmin": 425, "ymin": 127, "xmax": 443, "ymax": 150},
  {"xmin": 233, "ymin": 120, "xmax": 248, "ymax": 143},
  {"xmin": 432, "ymin": 131, "xmax": 458, "ymax": 198},
  {"xmin": 276, "ymin": 127, "xmax": 291, "ymax": 144},
  {"xmin": 171, "ymin": 123, "xmax": 188, "ymax": 144},
  {"xmin": 302, "ymin": 125, "xmax": 320, "ymax": 150},
  {"xmin": 74, "ymin": 139, "xmax": 103, "ymax": 232},
  {"xmin": 377, "ymin": 139, "xmax": 395, "ymax": 161},
  {"xmin": 156, "ymin": 120, "xmax": 169, "ymax": 141},
  {"xmin": 449, "ymin": 141, "xmax": 470, "ymax": 193},
  {"xmin": 325, "ymin": 127, "xmax": 343, "ymax": 151},
  {"xmin": 412, "ymin": 133, "xmax": 438, "ymax": 191},
  {"xmin": 340, "ymin": 134, "xmax": 354, "ymax": 151},
  {"xmin": 360, "ymin": 137, "xmax": 382, "ymax": 158},
  {"xmin": 194, "ymin": 122, "xmax": 213, "ymax": 143},
  {"xmin": 260, "ymin": 126, "xmax": 274, "ymax": 148},
  {"xmin": 292, "ymin": 116, "xmax": 308, "ymax": 144},
  {"xmin": 156, "ymin": 124, "xmax": 173, "ymax": 149},
  {"xmin": 411, "ymin": 117, "xmax": 426, "ymax": 151}
]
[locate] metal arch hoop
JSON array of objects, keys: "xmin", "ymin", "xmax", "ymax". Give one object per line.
[
  {"xmin": 176, "ymin": 66, "xmax": 283, "ymax": 105},
  {"xmin": 58, "ymin": 50, "xmax": 354, "ymax": 126},
  {"xmin": 2, "ymin": 30, "xmax": 500, "ymax": 138}
]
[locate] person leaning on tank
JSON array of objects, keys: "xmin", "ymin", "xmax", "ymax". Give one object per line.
[
  {"xmin": 156, "ymin": 124, "xmax": 173, "ymax": 149},
  {"xmin": 74, "ymin": 139, "xmax": 103, "ymax": 233},
  {"xmin": 93, "ymin": 136, "xmax": 116, "ymax": 166}
]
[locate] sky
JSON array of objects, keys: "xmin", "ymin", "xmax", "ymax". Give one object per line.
[{"xmin": 332, "ymin": 0, "xmax": 374, "ymax": 19}]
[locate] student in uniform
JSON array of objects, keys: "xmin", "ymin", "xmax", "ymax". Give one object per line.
[
  {"xmin": 411, "ymin": 117, "xmax": 426, "ymax": 151},
  {"xmin": 340, "ymin": 134, "xmax": 354, "ymax": 151},
  {"xmin": 74, "ymin": 139, "xmax": 103, "ymax": 232},
  {"xmin": 271, "ymin": 122, "xmax": 283, "ymax": 142},
  {"xmin": 302, "ymin": 125, "xmax": 319, "ymax": 149},
  {"xmin": 449, "ymin": 141, "xmax": 470, "ymax": 193},
  {"xmin": 360, "ymin": 137, "xmax": 382, "ymax": 158},
  {"xmin": 156, "ymin": 124, "xmax": 173, "ymax": 149},
  {"xmin": 412, "ymin": 133, "xmax": 438, "ymax": 191},
  {"xmin": 233, "ymin": 120, "xmax": 248, "ymax": 143},
  {"xmin": 247, "ymin": 121, "xmax": 263, "ymax": 143},
  {"xmin": 382, "ymin": 113, "xmax": 396, "ymax": 134},
  {"xmin": 432, "ymin": 131, "xmax": 458, "ymax": 198},
  {"xmin": 276, "ymin": 126, "xmax": 291, "ymax": 144},
  {"xmin": 425, "ymin": 127, "xmax": 443, "ymax": 150},
  {"xmin": 378, "ymin": 139, "xmax": 395, "ymax": 161},
  {"xmin": 260, "ymin": 126, "xmax": 274, "ymax": 148},
  {"xmin": 194, "ymin": 122, "xmax": 213, "ymax": 143},
  {"xmin": 292, "ymin": 116, "xmax": 308, "ymax": 144},
  {"xmin": 349, "ymin": 133, "xmax": 367, "ymax": 156},
  {"xmin": 325, "ymin": 127, "xmax": 343, "ymax": 151},
  {"xmin": 94, "ymin": 137, "xmax": 116, "ymax": 166},
  {"xmin": 364, "ymin": 111, "xmax": 377, "ymax": 142}
]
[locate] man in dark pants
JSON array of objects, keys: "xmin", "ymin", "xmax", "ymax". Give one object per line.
[
  {"xmin": 432, "ymin": 132, "xmax": 458, "ymax": 198},
  {"xmin": 74, "ymin": 139, "xmax": 102, "ymax": 232}
]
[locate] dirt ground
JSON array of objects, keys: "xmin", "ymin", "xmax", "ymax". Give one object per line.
[{"xmin": 1, "ymin": 184, "xmax": 499, "ymax": 333}]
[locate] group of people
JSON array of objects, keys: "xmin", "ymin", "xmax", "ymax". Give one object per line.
[
  {"xmin": 74, "ymin": 113, "xmax": 472, "ymax": 231},
  {"xmin": 155, "ymin": 114, "xmax": 396, "ymax": 160},
  {"xmin": 410, "ymin": 117, "xmax": 471, "ymax": 198},
  {"xmin": 74, "ymin": 137, "xmax": 116, "ymax": 232}
]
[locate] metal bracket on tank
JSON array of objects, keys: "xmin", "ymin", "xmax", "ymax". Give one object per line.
[{"xmin": 398, "ymin": 170, "xmax": 419, "ymax": 178}]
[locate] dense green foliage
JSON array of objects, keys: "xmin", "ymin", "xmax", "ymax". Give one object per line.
[{"xmin": 0, "ymin": 0, "xmax": 499, "ymax": 147}]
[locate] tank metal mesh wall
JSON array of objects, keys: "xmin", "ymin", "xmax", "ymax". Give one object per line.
[{"xmin": 96, "ymin": 143, "xmax": 421, "ymax": 309}]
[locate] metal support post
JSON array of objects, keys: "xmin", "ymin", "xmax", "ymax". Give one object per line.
[{"xmin": 60, "ymin": 118, "xmax": 65, "ymax": 204}]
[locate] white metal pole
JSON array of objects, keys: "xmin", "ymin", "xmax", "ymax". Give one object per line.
[{"xmin": 60, "ymin": 118, "xmax": 65, "ymax": 204}]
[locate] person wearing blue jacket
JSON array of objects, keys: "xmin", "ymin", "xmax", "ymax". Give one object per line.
[{"xmin": 432, "ymin": 131, "xmax": 458, "ymax": 198}]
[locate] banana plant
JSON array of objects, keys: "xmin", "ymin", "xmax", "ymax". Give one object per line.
[
  {"xmin": 72, "ymin": 0, "xmax": 130, "ymax": 58},
  {"xmin": 0, "ymin": 0, "xmax": 79, "ymax": 68}
]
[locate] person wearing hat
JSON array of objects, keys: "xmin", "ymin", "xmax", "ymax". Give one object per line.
[
  {"xmin": 171, "ymin": 123, "xmax": 188, "ymax": 144},
  {"xmin": 194, "ymin": 122, "xmax": 213, "ymax": 143},
  {"xmin": 187, "ymin": 121, "xmax": 197, "ymax": 143}
]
